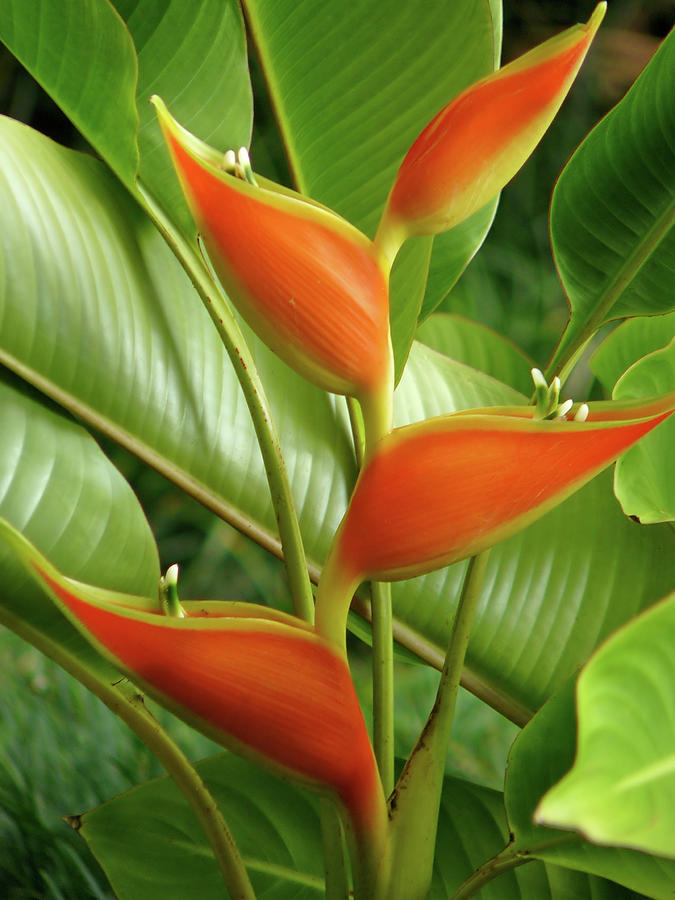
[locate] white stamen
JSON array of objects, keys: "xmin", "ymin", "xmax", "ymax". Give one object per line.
[{"xmin": 574, "ymin": 403, "xmax": 589, "ymax": 423}]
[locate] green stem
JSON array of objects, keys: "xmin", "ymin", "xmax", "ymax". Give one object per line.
[
  {"xmin": 450, "ymin": 844, "xmax": 530, "ymax": 899},
  {"xmin": 0, "ymin": 609, "xmax": 256, "ymax": 900},
  {"xmin": 386, "ymin": 550, "xmax": 491, "ymax": 900},
  {"xmin": 347, "ymin": 377, "xmax": 395, "ymax": 796},
  {"xmin": 137, "ymin": 184, "xmax": 314, "ymax": 625},
  {"xmin": 370, "ymin": 580, "xmax": 395, "ymax": 796}
]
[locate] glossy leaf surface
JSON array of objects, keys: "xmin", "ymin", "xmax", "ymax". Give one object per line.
[
  {"xmin": 0, "ymin": 0, "xmax": 252, "ymax": 239},
  {"xmin": 120, "ymin": 0, "xmax": 252, "ymax": 234},
  {"xmin": 538, "ymin": 594, "xmax": 675, "ymax": 860},
  {"xmin": 612, "ymin": 339, "xmax": 675, "ymax": 523},
  {"xmin": 506, "ymin": 682, "xmax": 675, "ymax": 897},
  {"xmin": 415, "ymin": 313, "xmax": 534, "ymax": 395},
  {"xmin": 0, "ymin": 0, "xmax": 139, "ymax": 185},
  {"xmin": 81, "ymin": 754, "xmax": 325, "ymax": 899},
  {"xmin": 549, "ymin": 28, "xmax": 675, "ymax": 373},
  {"xmin": 0, "ymin": 369, "xmax": 158, "ymax": 674},
  {"xmin": 591, "ymin": 312, "xmax": 675, "ymax": 393}
]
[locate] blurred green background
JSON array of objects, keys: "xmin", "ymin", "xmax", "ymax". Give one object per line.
[{"xmin": 0, "ymin": 2, "xmax": 670, "ymax": 896}]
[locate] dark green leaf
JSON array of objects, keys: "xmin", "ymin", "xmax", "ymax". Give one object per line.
[
  {"xmin": 115, "ymin": 0, "xmax": 253, "ymax": 237},
  {"xmin": 548, "ymin": 29, "xmax": 675, "ymax": 374},
  {"xmin": 79, "ymin": 753, "xmax": 325, "ymax": 899},
  {"xmin": 0, "ymin": 0, "xmax": 139, "ymax": 185}
]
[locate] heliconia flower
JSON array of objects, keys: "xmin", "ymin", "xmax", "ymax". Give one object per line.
[
  {"xmin": 375, "ymin": 3, "xmax": 606, "ymax": 265},
  {"xmin": 152, "ymin": 97, "xmax": 393, "ymax": 435},
  {"xmin": 0, "ymin": 521, "xmax": 386, "ymax": 843},
  {"xmin": 314, "ymin": 391, "xmax": 674, "ymax": 645}
]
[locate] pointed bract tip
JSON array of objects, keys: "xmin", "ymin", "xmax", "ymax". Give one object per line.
[{"xmin": 589, "ymin": 3, "xmax": 607, "ymax": 33}]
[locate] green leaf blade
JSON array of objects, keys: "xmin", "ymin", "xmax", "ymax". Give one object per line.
[
  {"xmin": 506, "ymin": 681, "xmax": 675, "ymax": 898},
  {"xmin": 538, "ymin": 594, "xmax": 675, "ymax": 860},
  {"xmin": 549, "ymin": 28, "xmax": 675, "ymax": 374},
  {"xmin": 119, "ymin": 0, "xmax": 253, "ymax": 236},
  {"xmin": 0, "ymin": 0, "xmax": 140, "ymax": 185}
]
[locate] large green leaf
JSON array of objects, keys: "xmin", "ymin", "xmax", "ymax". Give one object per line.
[
  {"xmin": 0, "ymin": 0, "xmax": 253, "ymax": 238},
  {"xmin": 80, "ymin": 753, "xmax": 325, "ymax": 899},
  {"xmin": 415, "ymin": 313, "xmax": 534, "ymax": 395},
  {"xmin": 0, "ymin": 368, "xmax": 158, "ymax": 675},
  {"xmin": 242, "ymin": 0, "xmax": 500, "ymax": 377},
  {"xmin": 537, "ymin": 594, "xmax": 675, "ymax": 860},
  {"xmin": 505, "ymin": 682, "xmax": 675, "ymax": 897},
  {"xmin": 591, "ymin": 312, "xmax": 675, "ymax": 394},
  {"xmin": 0, "ymin": 0, "xmax": 139, "ymax": 186},
  {"xmin": 116, "ymin": 0, "xmax": 252, "ymax": 236},
  {"xmin": 2, "ymin": 115, "xmax": 673, "ymax": 724},
  {"xmin": 433, "ymin": 776, "xmax": 636, "ymax": 899},
  {"xmin": 612, "ymin": 339, "xmax": 675, "ymax": 523},
  {"xmin": 78, "ymin": 749, "xmax": 627, "ymax": 899},
  {"xmin": 548, "ymin": 28, "xmax": 675, "ymax": 375}
]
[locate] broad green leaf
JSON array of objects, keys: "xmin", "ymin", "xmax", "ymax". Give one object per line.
[
  {"xmin": 78, "ymin": 749, "xmax": 630, "ymax": 900},
  {"xmin": 415, "ymin": 313, "xmax": 534, "ymax": 395},
  {"xmin": 0, "ymin": 369, "xmax": 158, "ymax": 676},
  {"xmin": 611, "ymin": 339, "xmax": 675, "ymax": 523},
  {"xmin": 420, "ymin": 200, "xmax": 500, "ymax": 322},
  {"xmin": 591, "ymin": 312, "xmax": 675, "ymax": 393},
  {"xmin": 538, "ymin": 594, "xmax": 675, "ymax": 860},
  {"xmin": 242, "ymin": 0, "xmax": 499, "ymax": 378},
  {"xmin": 432, "ymin": 776, "xmax": 636, "ymax": 899},
  {"xmin": 115, "ymin": 0, "xmax": 253, "ymax": 237},
  {"xmin": 0, "ymin": 0, "xmax": 253, "ymax": 239},
  {"xmin": 505, "ymin": 682, "xmax": 675, "ymax": 898},
  {"xmin": 79, "ymin": 753, "xmax": 325, "ymax": 899},
  {"xmin": 2, "ymin": 116, "xmax": 673, "ymax": 725},
  {"xmin": 548, "ymin": 29, "xmax": 675, "ymax": 375},
  {"xmin": 0, "ymin": 0, "xmax": 139, "ymax": 186}
]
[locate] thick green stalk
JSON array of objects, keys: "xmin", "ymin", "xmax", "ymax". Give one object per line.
[
  {"xmin": 347, "ymin": 377, "xmax": 395, "ymax": 796},
  {"xmin": 137, "ymin": 184, "xmax": 314, "ymax": 624},
  {"xmin": 385, "ymin": 551, "xmax": 491, "ymax": 900},
  {"xmin": 370, "ymin": 580, "xmax": 395, "ymax": 796},
  {"xmin": 0, "ymin": 609, "xmax": 256, "ymax": 900}
]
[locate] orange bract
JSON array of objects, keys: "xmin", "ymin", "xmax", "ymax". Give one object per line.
[
  {"xmin": 314, "ymin": 394, "xmax": 674, "ymax": 644},
  {"xmin": 154, "ymin": 98, "xmax": 392, "ymax": 403},
  {"xmin": 377, "ymin": 4, "xmax": 606, "ymax": 260},
  {"xmin": 16, "ymin": 552, "xmax": 385, "ymax": 839}
]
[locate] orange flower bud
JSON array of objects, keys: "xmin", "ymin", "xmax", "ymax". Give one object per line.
[
  {"xmin": 152, "ymin": 97, "xmax": 393, "ymax": 415},
  {"xmin": 315, "ymin": 392, "xmax": 674, "ymax": 644},
  {"xmin": 376, "ymin": 4, "xmax": 606, "ymax": 262},
  {"xmin": 0, "ymin": 521, "xmax": 385, "ymax": 840}
]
